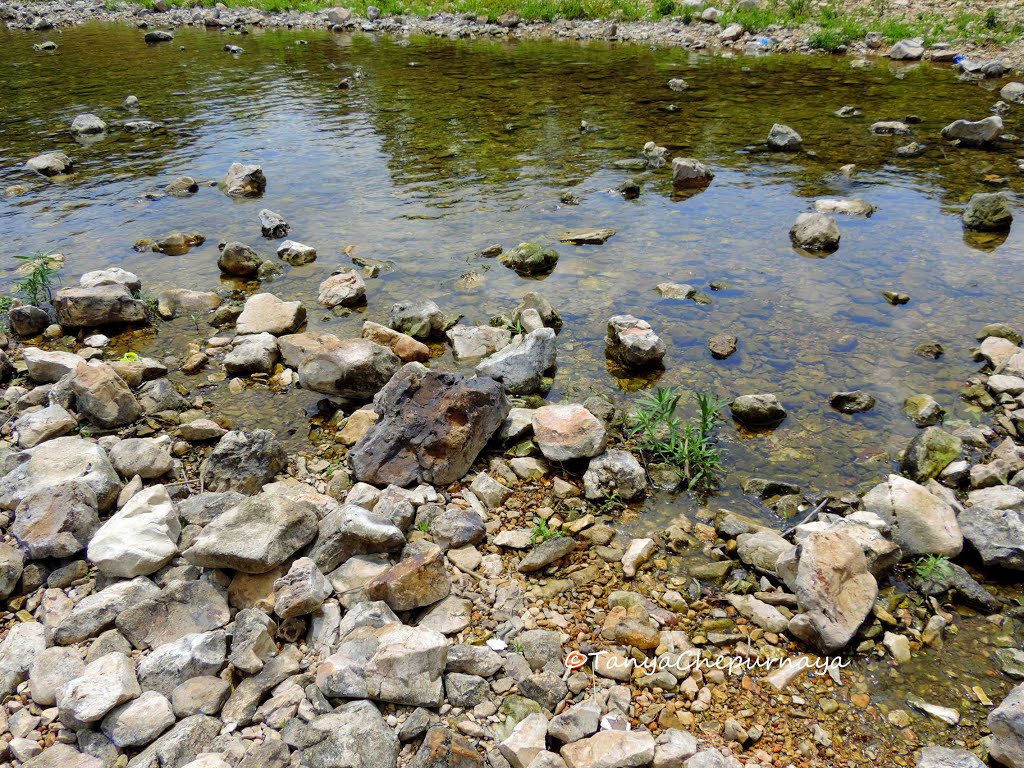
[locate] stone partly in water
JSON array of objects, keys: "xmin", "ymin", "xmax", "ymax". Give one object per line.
[
  {"xmin": 941, "ymin": 116, "xmax": 1003, "ymax": 146},
  {"xmin": 447, "ymin": 325, "xmax": 512, "ymax": 362},
  {"xmin": 766, "ymin": 123, "xmax": 802, "ymax": 151},
  {"xmin": 671, "ymin": 157, "xmax": 714, "ymax": 189},
  {"xmin": 498, "ymin": 243, "xmax": 559, "ymax": 276},
  {"xmin": 349, "ymin": 371, "xmax": 509, "ymax": 487},
  {"xmin": 730, "ymin": 393, "xmax": 786, "ymax": 427},
  {"xmin": 258, "ymin": 209, "xmax": 289, "ymax": 238},
  {"xmin": 814, "ymin": 198, "xmax": 875, "ymax": 216},
  {"xmin": 318, "ymin": 270, "xmax": 366, "ymax": 308},
  {"xmin": 362, "ymin": 321, "xmax": 430, "ymax": 363},
  {"xmin": 870, "ymin": 120, "xmax": 911, "ymax": 135},
  {"xmin": 389, "ymin": 300, "xmax": 447, "ymax": 339},
  {"xmin": 218, "ymin": 242, "xmax": 264, "ymax": 277},
  {"xmin": 235, "ymin": 293, "xmax": 306, "ymax": 336},
  {"xmin": 153, "ymin": 232, "xmax": 204, "ymax": 255},
  {"xmin": 963, "ymin": 192, "xmax": 1013, "ymax": 232},
  {"xmin": 902, "ymin": 393, "xmax": 944, "ymax": 426},
  {"xmin": 475, "ymin": 328, "xmax": 556, "ymax": 395},
  {"xmin": 156, "ymin": 288, "xmax": 221, "ymax": 320},
  {"xmin": 277, "ymin": 240, "xmax": 317, "ymax": 266},
  {"xmin": 829, "ymin": 390, "xmax": 875, "ymax": 413},
  {"xmin": 989, "ymin": 682, "xmax": 1024, "ymax": 768},
  {"xmin": 222, "ymin": 162, "xmax": 266, "ymax": 197},
  {"xmin": 53, "ymin": 285, "xmax": 148, "ymax": 327},
  {"xmin": 558, "ymin": 228, "xmax": 616, "ymax": 245},
  {"xmin": 707, "ymin": 334, "xmax": 737, "ymax": 359},
  {"xmin": 900, "ymin": 426, "xmax": 962, "ymax": 483},
  {"xmin": 298, "ymin": 339, "xmax": 401, "ymax": 398},
  {"xmin": 789, "ymin": 213, "xmax": 840, "ymax": 253},
  {"xmin": 70, "ymin": 113, "xmax": 106, "ymax": 135},
  {"xmin": 25, "ymin": 151, "xmax": 73, "ymax": 176},
  {"xmin": 605, "ymin": 315, "xmax": 665, "ymax": 368},
  {"xmin": 889, "ymin": 38, "xmax": 924, "ymax": 59}
]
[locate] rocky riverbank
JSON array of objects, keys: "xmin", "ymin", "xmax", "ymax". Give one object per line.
[
  {"xmin": 0, "ymin": 148, "xmax": 1024, "ymax": 768},
  {"xmin": 4, "ymin": 13, "xmax": 1024, "ymax": 766},
  {"xmin": 5, "ymin": 0, "xmax": 1024, "ymax": 70}
]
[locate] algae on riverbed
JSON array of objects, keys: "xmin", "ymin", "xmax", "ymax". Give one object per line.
[{"xmin": 1, "ymin": 22, "xmax": 1021, "ymax": 518}]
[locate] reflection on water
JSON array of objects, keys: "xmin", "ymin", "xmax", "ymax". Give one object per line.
[{"xmin": 2, "ymin": 24, "xmax": 1022, "ymax": 509}]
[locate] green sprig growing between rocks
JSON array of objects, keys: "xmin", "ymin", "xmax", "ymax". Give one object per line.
[
  {"xmin": 629, "ymin": 387, "xmax": 726, "ymax": 493},
  {"xmin": 913, "ymin": 553, "xmax": 953, "ymax": 586},
  {"xmin": 13, "ymin": 251, "xmax": 61, "ymax": 307},
  {"xmin": 530, "ymin": 517, "xmax": 563, "ymax": 544}
]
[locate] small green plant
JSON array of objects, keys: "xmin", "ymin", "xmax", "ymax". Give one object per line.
[
  {"xmin": 807, "ymin": 28, "xmax": 851, "ymax": 51},
  {"xmin": 118, "ymin": 351, "xmax": 141, "ymax": 363},
  {"xmin": 505, "ymin": 319, "xmax": 526, "ymax": 336},
  {"xmin": 13, "ymin": 252, "xmax": 61, "ymax": 307},
  {"xmin": 140, "ymin": 293, "xmax": 161, "ymax": 322},
  {"xmin": 653, "ymin": 0, "xmax": 676, "ymax": 18},
  {"xmin": 0, "ymin": 296, "xmax": 13, "ymax": 317},
  {"xmin": 594, "ymin": 492, "xmax": 627, "ymax": 515},
  {"xmin": 914, "ymin": 554, "xmax": 953, "ymax": 583},
  {"xmin": 629, "ymin": 388, "xmax": 727, "ymax": 493},
  {"xmin": 531, "ymin": 518, "xmax": 563, "ymax": 544},
  {"xmin": 417, "ymin": 519, "xmax": 431, "ymax": 533}
]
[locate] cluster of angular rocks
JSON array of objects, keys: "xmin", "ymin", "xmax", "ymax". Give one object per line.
[
  {"xmin": 0, "ymin": 338, "xmax": 735, "ymax": 768},
  {"xmin": 2, "ymin": 256, "xmax": 1023, "ymax": 768},
  {"xmin": 0, "ymin": 288, "xmax": 831, "ymax": 768}
]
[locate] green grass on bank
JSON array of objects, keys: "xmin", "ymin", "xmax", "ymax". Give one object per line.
[
  {"xmin": 722, "ymin": 0, "xmax": 1023, "ymax": 49},
  {"xmin": 116, "ymin": 0, "xmax": 1024, "ymax": 47}
]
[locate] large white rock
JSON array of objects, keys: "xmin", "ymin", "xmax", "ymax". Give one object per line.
[
  {"xmin": 532, "ymin": 404, "xmax": 607, "ymax": 461},
  {"xmin": 0, "ymin": 622, "xmax": 46, "ymax": 697},
  {"xmin": 317, "ymin": 270, "xmax": 366, "ymax": 308},
  {"xmin": 498, "ymin": 712, "xmax": 549, "ymax": 768},
  {"xmin": 990, "ymin": 681, "xmax": 1024, "ymax": 768},
  {"xmin": 22, "ymin": 347, "xmax": 83, "ymax": 383},
  {"xmin": 87, "ymin": 485, "xmax": 180, "ymax": 578},
  {"xmin": 777, "ymin": 530, "xmax": 877, "ymax": 653},
  {"xmin": 235, "ymin": 293, "xmax": 306, "ymax": 336},
  {"xmin": 476, "ymin": 328, "xmax": 556, "ymax": 395},
  {"xmin": 560, "ymin": 730, "xmax": 657, "ymax": 768},
  {"xmin": 100, "ymin": 690, "xmax": 175, "ymax": 748},
  {"xmin": 861, "ymin": 474, "xmax": 962, "ymax": 557},
  {"xmin": 58, "ymin": 653, "xmax": 141, "ymax": 729},
  {"xmin": 316, "ymin": 623, "xmax": 448, "ymax": 706},
  {"xmin": 0, "ymin": 436, "xmax": 121, "ymax": 513}
]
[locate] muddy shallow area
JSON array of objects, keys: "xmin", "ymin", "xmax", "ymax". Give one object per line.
[{"xmin": 3, "ymin": 21, "xmax": 1024, "ymax": 750}]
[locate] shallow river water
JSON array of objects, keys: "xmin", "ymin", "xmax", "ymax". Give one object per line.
[
  {"xmin": 2, "ymin": 20, "xmax": 1024, "ymax": 737},
  {"xmin": 4, "ymin": 23, "xmax": 1023, "ymax": 508}
]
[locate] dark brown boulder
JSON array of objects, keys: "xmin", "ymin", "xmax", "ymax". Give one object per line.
[{"xmin": 348, "ymin": 371, "xmax": 509, "ymax": 487}]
